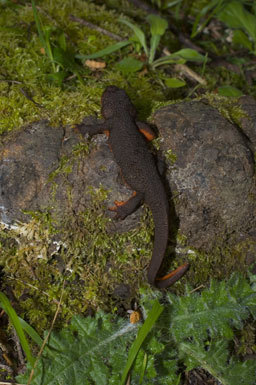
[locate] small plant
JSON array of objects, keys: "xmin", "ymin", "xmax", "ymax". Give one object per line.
[
  {"xmin": 217, "ymin": 0, "xmax": 256, "ymax": 55},
  {"xmin": 78, "ymin": 14, "xmax": 205, "ymax": 87},
  {"xmin": 191, "ymin": 0, "xmax": 256, "ymax": 55},
  {"xmin": 31, "ymin": 0, "xmax": 84, "ymax": 85},
  {"xmin": 9, "ymin": 273, "xmax": 256, "ymax": 385}
]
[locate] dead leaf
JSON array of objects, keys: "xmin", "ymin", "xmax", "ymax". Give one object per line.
[{"xmin": 84, "ymin": 59, "xmax": 106, "ymax": 70}]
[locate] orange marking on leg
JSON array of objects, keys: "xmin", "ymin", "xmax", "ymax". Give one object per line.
[
  {"xmin": 114, "ymin": 192, "xmax": 137, "ymax": 207},
  {"xmin": 108, "ymin": 200, "xmax": 126, "ymax": 211},
  {"xmin": 108, "ymin": 205, "xmax": 117, "ymax": 211},
  {"xmin": 108, "ymin": 192, "xmax": 137, "ymax": 211},
  {"xmin": 139, "ymin": 128, "xmax": 155, "ymax": 141},
  {"xmin": 156, "ymin": 262, "xmax": 189, "ymax": 281},
  {"xmin": 114, "ymin": 200, "xmax": 125, "ymax": 207}
]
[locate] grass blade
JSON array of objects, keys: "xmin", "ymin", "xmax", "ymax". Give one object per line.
[
  {"xmin": 18, "ymin": 317, "xmax": 43, "ymax": 347},
  {"xmin": 121, "ymin": 300, "xmax": 164, "ymax": 385},
  {"xmin": 31, "ymin": 0, "xmax": 55, "ymax": 71},
  {"xmin": 31, "ymin": 0, "xmax": 46, "ymax": 48},
  {"xmin": 138, "ymin": 352, "xmax": 148, "ymax": 384},
  {"xmin": 0, "ymin": 292, "xmax": 35, "ymax": 365},
  {"xmin": 76, "ymin": 40, "xmax": 131, "ymax": 60},
  {"xmin": 119, "ymin": 18, "xmax": 148, "ymax": 56}
]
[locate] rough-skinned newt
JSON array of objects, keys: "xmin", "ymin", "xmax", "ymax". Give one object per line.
[{"xmin": 76, "ymin": 86, "xmax": 189, "ymax": 288}]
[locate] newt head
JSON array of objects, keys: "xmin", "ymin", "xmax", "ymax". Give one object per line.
[{"xmin": 101, "ymin": 85, "xmax": 136, "ymax": 120}]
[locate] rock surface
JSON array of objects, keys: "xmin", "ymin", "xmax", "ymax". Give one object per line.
[
  {"xmin": 154, "ymin": 99, "xmax": 256, "ymax": 252},
  {"xmin": 1, "ymin": 97, "xmax": 256, "ymax": 257},
  {"xmin": 0, "ymin": 117, "xmax": 139, "ymax": 231},
  {"xmin": 0, "ymin": 120, "xmax": 64, "ymax": 224}
]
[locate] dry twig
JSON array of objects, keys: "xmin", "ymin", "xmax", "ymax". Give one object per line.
[{"xmin": 69, "ymin": 15, "xmax": 123, "ymax": 41}]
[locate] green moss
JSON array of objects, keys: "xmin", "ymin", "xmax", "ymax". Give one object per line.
[
  {"xmin": 165, "ymin": 148, "xmax": 177, "ymax": 165},
  {"xmin": 48, "ymin": 142, "xmax": 91, "ymax": 182},
  {"xmin": 201, "ymin": 92, "xmax": 247, "ymax": 126},
  {"xmin": 0, "ymin": 0, "xmax": 168, "ymax": 134},
  {"xmin": 1, "ymin": 184, "xmax": 157, "ymax": 331},
  {"xmin": 177, "ymin": 235, "xmax": 255, "ymax": 291}
]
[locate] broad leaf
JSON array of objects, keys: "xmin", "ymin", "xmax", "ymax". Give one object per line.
[
  {"xmin": 146, "ymin": 14, "xmax": 168, "ymax": 37},
  {"xmin": 115, "ymin": 57, "xmax": 143, "ymax": 74},
  {"xmin": 174, "ymin": 48, "xmax": 205, "ymax": 62},
  {"xmin": 165, "ymin": 78, "xmax": 186, "ymax": 88},
  {"xmin": 218, "ymin": 86, "xmax": 243, "ymax": 97}
]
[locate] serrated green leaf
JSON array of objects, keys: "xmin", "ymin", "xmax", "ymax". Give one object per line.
[
  {"xmin": 17, "ymin": 312, "xmax": 137, "ymax": 385},
  {"xmin": 169, "ymin": 274, "xmax": 255, "ymax": 343},
  {"xmin": 16, "ymin": 274, "xmax": 256, "ymax": 385},
  {"xmin": 180, "ymin": 339, "xmax": 256, "ymax": 385},
  {"xmin": 133, "ymin": 350, "xmax": 157, "ymax": 381},
  {"xmin": 223, "ymin": 358, "xmax": 256, "ymax": 385},
  {"xmin": 90, "ymin": 356, "xmax": 109, "ymax": 385}
]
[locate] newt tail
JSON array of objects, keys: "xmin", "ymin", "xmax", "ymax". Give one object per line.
[{"xmin": 145, "ymin": 182, "xmax": 189, "ymax": 288}]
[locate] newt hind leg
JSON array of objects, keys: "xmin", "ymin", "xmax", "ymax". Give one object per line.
[{"xmin": 109, "ymin": 191, "xmax": 144, "ymax": 220}]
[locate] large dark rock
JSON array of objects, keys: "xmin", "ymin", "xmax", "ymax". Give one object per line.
[
  {"xmin": 0, "ymin": 97, "xmax": 255, "ymax": 257},
  {"xmin": 0, "ymin": 117, "xmax": 138, "ymax": 231},
  {"xmin": 0, "ymin": 121, "xmax": 64, "ymax": 224},
  {"xmin": 154, "ymin": 98, "xmax": 256, "ymax": 252},
  {"xmin": 238, "ymin": 95, "xmax": 256, "ymax": 148}
]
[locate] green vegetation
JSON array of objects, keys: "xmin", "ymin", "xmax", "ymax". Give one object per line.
[
  {"xmin": 1, "ymin": 0, "xmax": 255, "ymax": 133},
  {"xmin": 31, "ymin": 0, "xmax": 84, "ymax": 85},
  {"xmin": 0, "ymin": 185, "xmax": 157, "ymax": 331},
  {"xmin": 192, "ymin": 0, "xmax": 256, "ymax": 54},
  {"xmin": 78, "ymin": 14, "xmax": 205, "ymax": 85},
  {"xmin": 0, "ymin": 292, "xmax": 35, "ymax": 366},
  {"xmin": 2, "ymin": 273, "xmax": 253, "ymax": 385}
]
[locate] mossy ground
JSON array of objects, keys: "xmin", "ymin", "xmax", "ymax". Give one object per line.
[
  {"xmin": 0, "ymin": 0, "xmax": 255, "ymax": 334},
  {"xmin": 0, "ymin": 186, "xmax": 153, "ymax": 332}
]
